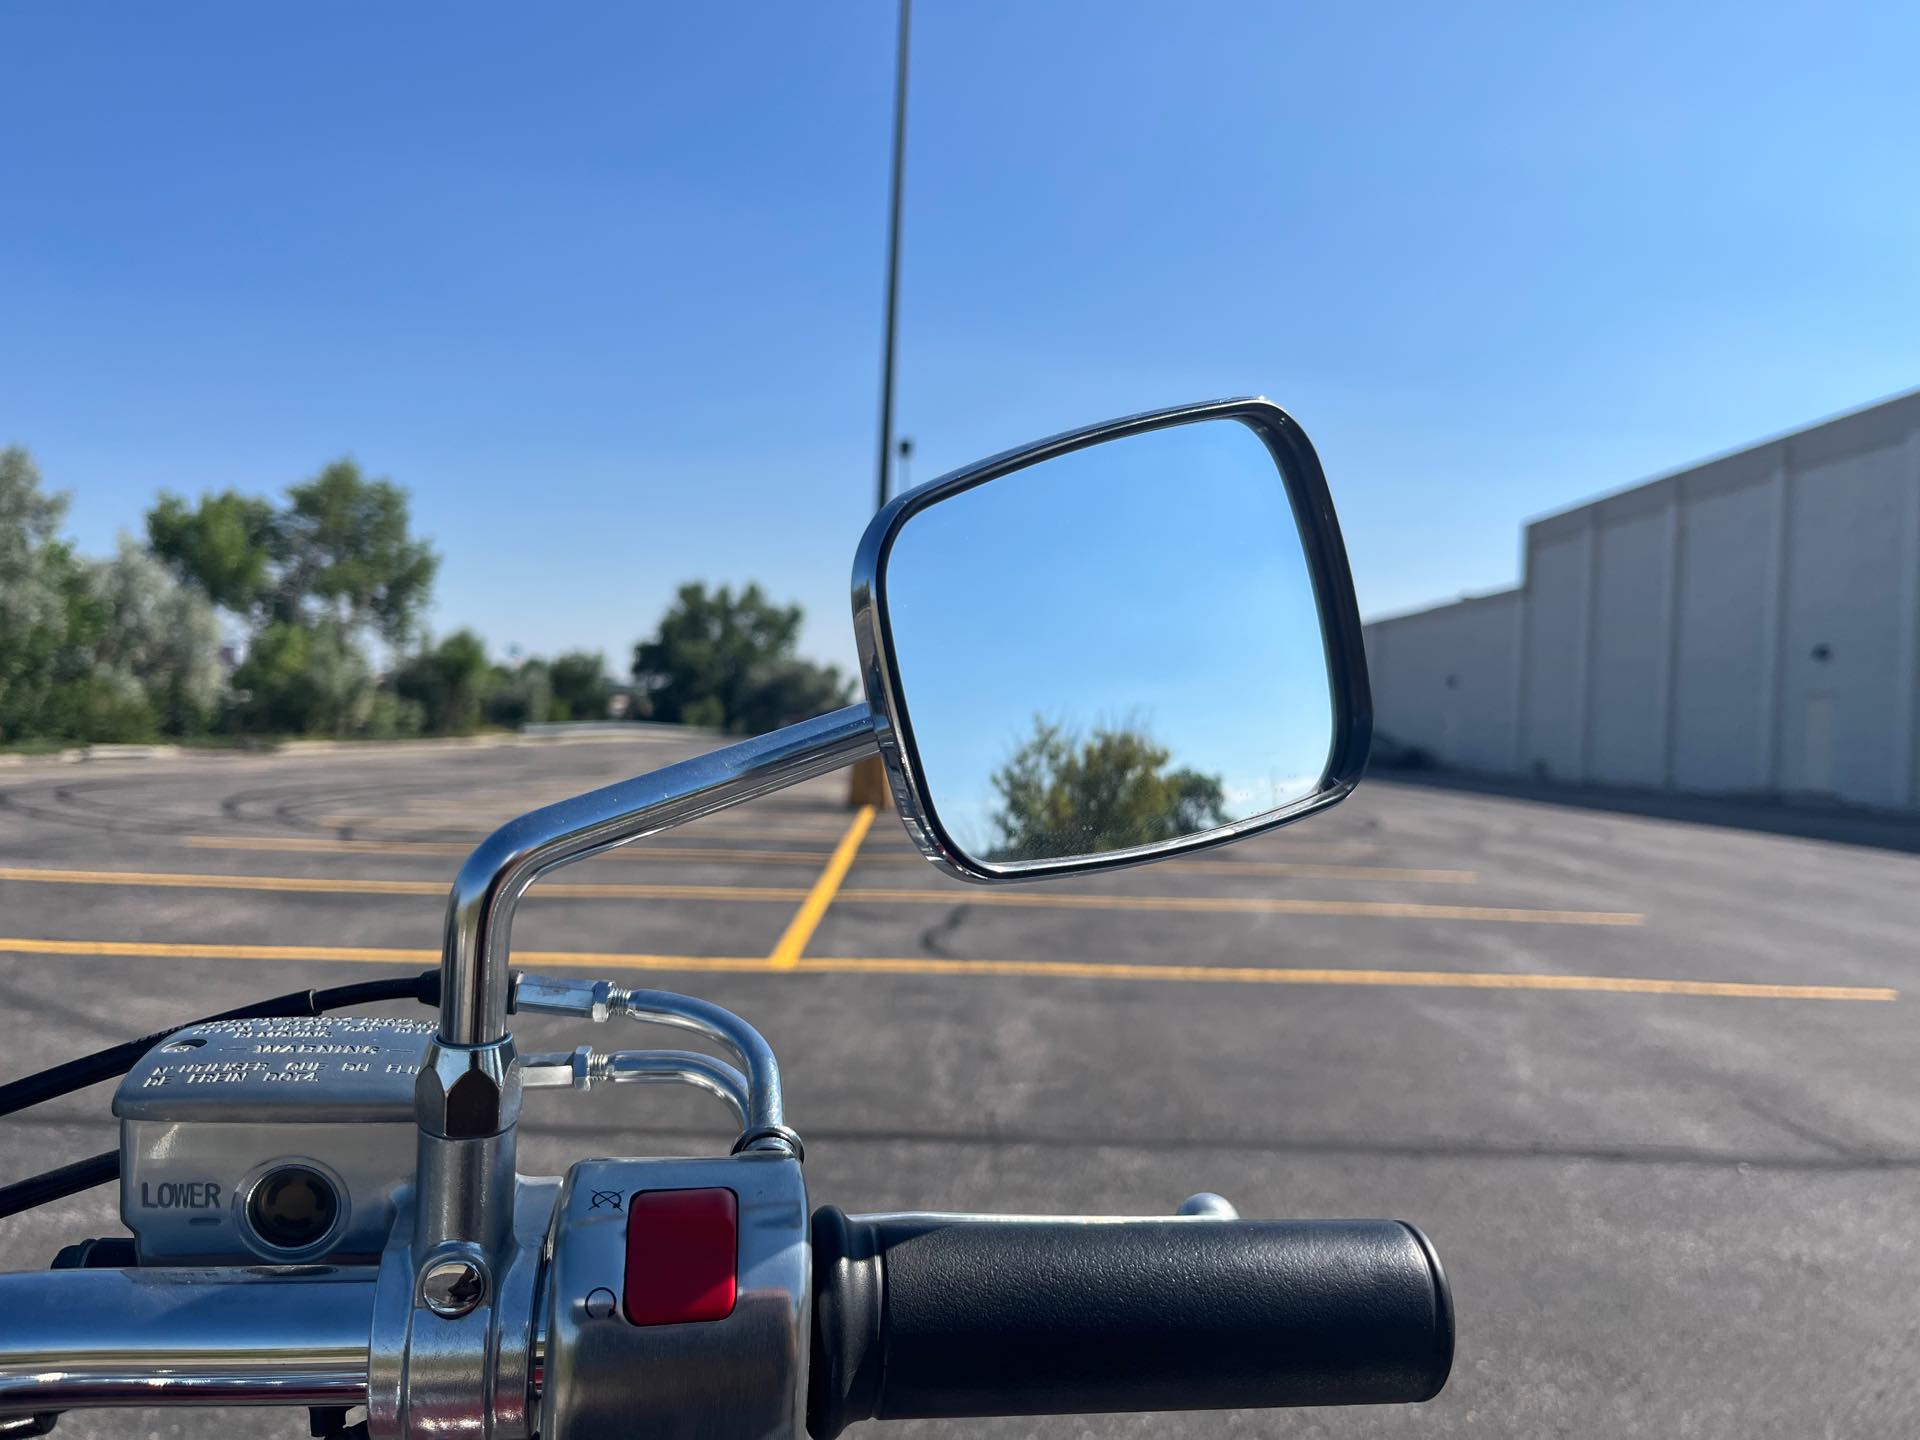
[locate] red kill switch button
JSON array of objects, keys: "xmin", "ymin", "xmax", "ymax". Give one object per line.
[{"xmin": 623, "ymin": 1188, "xmax": 738, "ymax": 1325}]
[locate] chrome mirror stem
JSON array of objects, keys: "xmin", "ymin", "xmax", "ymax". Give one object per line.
[
  {"xmin": 438, "ymin": 703, "xmax": 880, "ymax": 1048},
  {"xmin": 414, "ymin": 704, "xmax": 880, "ymax": 1256}
]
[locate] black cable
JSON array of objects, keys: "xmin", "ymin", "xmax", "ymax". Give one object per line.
[
  {"xmin": 0, "ymin": 969, "xmax": 443, "ymax": 1220},
  {"xmin": 0, "ymin": 1151, "xmax": 117, "ymax": 1220},
  {"xmin": 0, "ymin": 969, "xmax": 441, "ymax": 1120}
]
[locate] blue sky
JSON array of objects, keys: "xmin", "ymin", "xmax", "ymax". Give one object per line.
[{"xmin": 3, "ymin": 3, "xmax": 1917, "ymax": 672}]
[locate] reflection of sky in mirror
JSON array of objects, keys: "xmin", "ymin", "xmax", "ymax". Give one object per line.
[{"xmin": 882, "ymin": 418, "xmax": 1335, "ymax": 864}]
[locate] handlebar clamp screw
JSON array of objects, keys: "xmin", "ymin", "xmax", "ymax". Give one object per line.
[{"xmin": 420, "ymin": 1257, "xmax": 488, "ymax": 1318}]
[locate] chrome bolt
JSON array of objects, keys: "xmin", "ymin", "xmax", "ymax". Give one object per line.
[
  {"xmin": 420, "ymin": 1258, "xmax": 487, "ymax": 1318},
  {"xmin": 1176, "ymin": 1192, "xmax": 1239, "ymax": 1219}
]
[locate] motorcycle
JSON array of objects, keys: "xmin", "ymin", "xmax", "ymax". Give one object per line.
[{"xmin": 0, "ymin": 398, "xmax": 1451, "ymax": 1438}]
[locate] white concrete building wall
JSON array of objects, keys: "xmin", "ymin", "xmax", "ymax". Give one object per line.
[
  {"xmin": 1669, "ymin": 459, "xmax": 1778, "ymax": 793},
  {"xmin": 1516, "ymin": 527, "xmax": 1589, "ymax": 781},
  {"xmin": 1773, "ymin": 413, "xmax": 1919, "ymax": 806},
  {"xmin": 1364, "ymin": 592, "xmax": 1521, "ymax": 773},
  {"xmin": 1363, "ymin": 388, "xmax": 1920, "ymax": 814},
  {"xmin": 1586, "ymin": 498, "xmax": 1673, "ymax": 788}
]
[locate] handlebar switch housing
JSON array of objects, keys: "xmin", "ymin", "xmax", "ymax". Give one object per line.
[
  {"xmin": 539, "ymin": 1154, "xmax": 809, "ymax": 1440},
  {"xmin": 113, "ymin": 1015, "xmax": 433, "ymax": 1264}
]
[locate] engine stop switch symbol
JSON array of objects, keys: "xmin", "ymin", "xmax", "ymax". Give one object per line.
[{"xmin": 589, "ymin": 1190, "xmax": 623, "ymax": 1211}]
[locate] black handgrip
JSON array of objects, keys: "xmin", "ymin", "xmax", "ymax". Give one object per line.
[{"xmin": 808, "ymin": 1208, "xmax": 1452, "ymax": 1438}]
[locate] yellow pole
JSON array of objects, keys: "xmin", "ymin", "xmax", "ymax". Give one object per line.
[{"xmin": 846, "ymin": 752, "xmax": 890, "ymax": 809}]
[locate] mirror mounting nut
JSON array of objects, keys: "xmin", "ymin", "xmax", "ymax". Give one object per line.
[{"xmin": 415, "ymin": 1037, "xmax": 522, "ymax": 1140}]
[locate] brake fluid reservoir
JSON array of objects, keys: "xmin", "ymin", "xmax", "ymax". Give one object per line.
[{"xmin": 112, "ymin": 1015, "xmax": 432, "ymax": 1264}]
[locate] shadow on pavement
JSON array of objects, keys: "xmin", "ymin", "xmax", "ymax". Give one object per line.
[{"xmin": 1374, "ymin": 764, "xmax": 1920, "ymax": 856}]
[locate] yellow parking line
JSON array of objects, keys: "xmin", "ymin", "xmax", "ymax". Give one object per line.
[
  {"xmin": 0, "ymin": 864, "xmax": 807, "ymax": 902},
  {"xmin": 784, "ymin": 956, "xmax": 1891, "ymax": 1001},
  {"xmin": 0, "ymin": 863, "xmax": 1627, "ymax": 924},
  {"xmin": 182, "ymin": 836, "xmax": 837, "ymax": 864},
  {"xmin": 0, "ymin": 937, "xmax": 444, "ymax": 963},
  {"xmin": 234, "ymin": 812, "xmax": 1390, "ymax": 860},
  {"xmin": 1154, "ymin": 860, "xmax": 1476, "ymax": 884},
  {"xmin": 0, "ymin": 864, "xmax": 446, "ymax": 896},
  {"xmin": 176, "ymin": 835, "xmax": 1477, "ymax": 884},
  {"xmin": 308, "ymin": 813, "xmax": 855, "ymax": 838},
  {"xmin": 834, "ymin": 888, "xmax": 1641, "ymax": 927},
  {"xmin": 183, "ymin": 836, "xmax": 468, "ymax": 856},
  {"xmin": 0, "ymin": 936, "xmax": 1890, "ymax": 1002},
  {"xmin": 767, "ymin": 805, "xmax": 877, "ymax": 968}
]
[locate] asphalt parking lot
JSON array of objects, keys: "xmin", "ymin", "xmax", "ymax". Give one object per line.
[{"xmin": 0, "ymin": 729, "xmax": 1914, "ymax": 1439}]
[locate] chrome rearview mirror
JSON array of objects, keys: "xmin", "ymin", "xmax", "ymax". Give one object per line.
[{"xmin": 852, "ymin": 397, "xmax": 1371, "ymax": 881}]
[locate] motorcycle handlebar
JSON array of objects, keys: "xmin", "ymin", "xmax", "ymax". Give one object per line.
[
  {"xmin": 0, "ymin": 1209, "xmax": 1451, "ymax": 1431},
  {"xmin": 807, "ymin": 1208, "xmax": 1453, "ymax": 1438}
]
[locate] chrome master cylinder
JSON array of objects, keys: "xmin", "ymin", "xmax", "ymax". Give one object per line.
[{"xmin": 113, "ymin": 1015, "xmax": 432, "ymax": 1264}]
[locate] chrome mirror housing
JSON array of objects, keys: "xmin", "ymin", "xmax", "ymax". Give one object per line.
[{"xmin": 850, "ymin": 397, "xmax": 1371, "ymax": 882}]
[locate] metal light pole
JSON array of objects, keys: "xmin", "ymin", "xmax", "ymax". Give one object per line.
[
  {"xmin": 852, "ymin": 0, "xmax": 912, "ymax": 810},
  {"xmin": 872, "ymin": 0, "xmax": 911, "ymax": 512}
]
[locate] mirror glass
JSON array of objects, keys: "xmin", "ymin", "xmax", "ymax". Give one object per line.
[{"xmin": 881, "ymin": 417, "xmax": 1336, "ymax": 872}]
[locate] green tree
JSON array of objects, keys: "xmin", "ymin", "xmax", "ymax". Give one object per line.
[
  {"xmin": 0, "ymin": 447, "xmax": 107, "ymax": 742},
  {"xmin": 90, "ymin": 540, "xmax": 225, "ymax": 736},
  {"xmin": 485, "ymin": 657, "xmax": 553, "ymax": 729},
  {"xmin": 146, "ymin": 490, "xmax": 277, "ymax": 614},
  {"xmin": 227, "ymin": 619, "xmax": 374, "ymax": 737},
  {"xmin": 727, "ymin": 656, "xmax": 856, "ymax": 738},
  {"xmin": 41, "ymin": 668, "xmax": 156, "ymax": 744},
  {"xmin": 147, "ymin": 458, "xmax": 439, "ymax": 738},
  {"xmin": 631, "ymin": 582, "xmax": 852, "ymax": 735},
  {"xmin": 363, "ymin": 688, "xmax": 426, "ymax": 740},
  {"xmin": 985, "ymin": 719, "xmax": 1229, "ymax": 862},
  {"xmin": 277, "ymin": 460, "xmax": 438, "ymax": 646},
  {"xmin": 547, "ymin": 650, "xmax": 611, "ymax": 721},
  {"xmin": 149, "ymin": 464, "xmax": 434, "ymax": 642},
  {"xmin": 393, "ymin": 629, "xmax": 494, "ymax": 735}
]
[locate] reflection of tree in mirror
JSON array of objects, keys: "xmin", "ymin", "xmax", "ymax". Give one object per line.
[{"xmin": 985, "ymin": 718, "xmax": 1228, "ymax": 862}]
